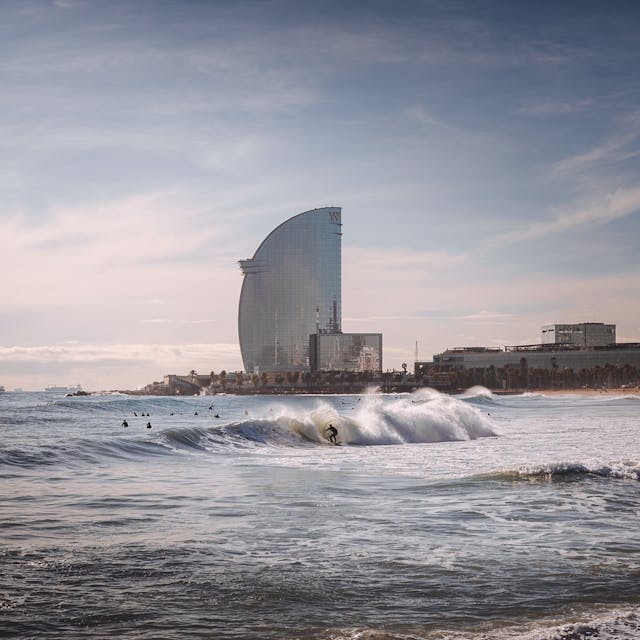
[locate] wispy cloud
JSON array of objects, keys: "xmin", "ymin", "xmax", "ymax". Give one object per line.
[
  {"xmin": 552, "ymin": 134, "xmax": 640, "ymax": 177},
  {"xmin": 515, "ymin": 98, "xmax": 595, "ymax": 117},
  {"xmin": 140, "ymin": 319, "xmax": 216, "ymax": 325},
  {"xmin": 488, "ymin": 186, "xmax": 640, "ymax": 247}
]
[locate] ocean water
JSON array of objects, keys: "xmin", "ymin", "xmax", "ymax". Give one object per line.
[{"xmin": 1, "ymin": 388, "xmax": 639, "ymax": 639}]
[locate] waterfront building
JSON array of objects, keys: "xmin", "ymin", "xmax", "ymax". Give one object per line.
[
  {"xmin": 418, "ymin": 322, "xmax": 640, "ymax": 383},
  {"xmin": 428, "ymin": 342, "xmax": 640, "ymax": 372},
  {"xmin": 238, "ymin": 207, "xmax": 343, "ymax": 373},
  {"xmin": 310, "ymin": 333, "xmax": 383, "ymax": 373}
]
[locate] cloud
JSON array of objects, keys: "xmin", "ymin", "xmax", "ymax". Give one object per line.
[
  {"xmin": 552, "ymin": 136, "xmax": 640, "ymax": 177},
  {"xmin": 549, "ymin": 110, "xmax": 640, "ymax": 179},
  {"xmin": 487, "ymin": 186, "xmax": 640, "ymax": 248},
  {"xmin": 0, "ymin": 190, "xmax": 239, "ymax": 311},
  {"xmin": 0, "ymin": 342, "xmax": 243, "ymax": 391},
  {"xmin": 0, "ymin": 342, "xmax": 240, "ymax": 364}
]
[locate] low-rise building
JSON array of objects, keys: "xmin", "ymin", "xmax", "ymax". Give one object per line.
[
  {"xmin": 310, "ymin": 333, "xmax": 383, "ymax": 373},
  {"xmin": 417, "ymin": 322, "xmax": 640, "ymax": 390}
]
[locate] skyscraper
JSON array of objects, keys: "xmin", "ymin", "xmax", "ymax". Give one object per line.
[{"xmin": 238, "ymin": 207, "xmax": 342, "ymax": 373}]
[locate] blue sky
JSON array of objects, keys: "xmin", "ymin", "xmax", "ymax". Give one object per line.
[{"xmin": 2, "ymin": 0, "xmax": 640, "ymax": 390}]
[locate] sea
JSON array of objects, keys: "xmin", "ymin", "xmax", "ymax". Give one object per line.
[{"xmin": 1, "ymin": 388, "xmax": 639, "ymax": 639}]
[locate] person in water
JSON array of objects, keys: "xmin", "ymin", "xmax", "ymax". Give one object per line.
[
  {"xmin": 326, "ymin": 424, "xmax": 338, "ymax": 444},
  {"xmin": 121, "ymin": 419, "xmax": 128, "ymax": 428},
  {"xmin": 146, "ymin": 421, "xmax": 152, "ymax": 429}
]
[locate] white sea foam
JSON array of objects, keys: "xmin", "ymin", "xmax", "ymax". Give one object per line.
[{"xmin": 254, "ymin": 388, "xmax": 497, "ymax": 446}]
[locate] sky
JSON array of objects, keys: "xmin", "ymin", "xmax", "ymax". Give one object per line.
[{"xmin": 2, "ymin": 0, "xmax": 640, "ymax": 391}]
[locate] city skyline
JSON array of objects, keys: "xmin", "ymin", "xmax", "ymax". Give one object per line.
[{"xmin": 2, "ymin": 0, "xmax": 640, "ymax": 390}]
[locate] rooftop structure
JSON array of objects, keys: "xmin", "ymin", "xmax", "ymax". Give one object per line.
[{"xmin": 541, "ymin": 323, "xmax": 615, "ymax": 348}]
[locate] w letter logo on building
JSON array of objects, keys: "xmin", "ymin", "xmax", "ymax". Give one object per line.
[{"xmin": 329, "ymin": 211, "xmax": 341, "ymax": 223}]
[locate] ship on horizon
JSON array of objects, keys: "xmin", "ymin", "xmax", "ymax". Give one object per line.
[{"xmin": 44, "ymin": 384, "xmax": 83, "ymax": 394}]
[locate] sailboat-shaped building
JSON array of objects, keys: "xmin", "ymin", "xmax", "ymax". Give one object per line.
[{"xmin": 238, "ymin": 207, "xmax": 343, "ymax": 373}]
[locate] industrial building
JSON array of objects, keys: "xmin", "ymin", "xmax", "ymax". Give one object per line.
[{"xmin": 238, "ymin": 207, "xmax": 382, "ymax": 373}]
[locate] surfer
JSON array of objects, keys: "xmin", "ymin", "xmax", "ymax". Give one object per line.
[
  {"xmin": 326, "ymin": 424, "xmax": 338, "ymax": 444},
  {"xmin": 146, "ymin": 421, "xmax": 152, "ymax": 429},
  {"xmin": 121, "ymin": 419, "xmax": 128, "ymax": 428}
]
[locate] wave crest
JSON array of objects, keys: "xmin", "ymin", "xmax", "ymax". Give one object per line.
[{"xmin": 484, "ymin": 461, "xmax": 640, "ymax": 482}]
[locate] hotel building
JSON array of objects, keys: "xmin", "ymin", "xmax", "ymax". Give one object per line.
[{"xmin": 238, "ymin": 207, "xmax": 382, "ymax": 374}]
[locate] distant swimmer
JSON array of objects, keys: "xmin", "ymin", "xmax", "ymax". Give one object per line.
[
  {"xmin": 146, "ymin": 421, "xmax": 152, "ymax": 429},
  {"xmin": 133, "ymin": 412, "xmax": 138, "ymax": 417},
  {"xmin": 194, "ymin": 411, "xmax": 198, "ymax": 416},
  {"xmin": 121, "ymin": 419, "xmax": 128, "ymax": 428},
  {"xmin": 214, "ymin": 413, "xmax": 220, "ymax": 418},
  {"xmin": 209, "ymin": 405, "xmax": 214, "ymax": 411},
  {"xmin": 326, "ymin": 424, "xmax": 338, "ymax": 444}
]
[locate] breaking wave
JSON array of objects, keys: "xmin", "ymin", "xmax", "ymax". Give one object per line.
[
  {"xmin": 482, "ymin": 461, "xmax": 640, "ymax": 482},
  {"xmin": 0, "ymin": 390, "xmax": 497, "ymax": 468}
]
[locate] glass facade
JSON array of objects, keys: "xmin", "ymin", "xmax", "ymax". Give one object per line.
[
  {"xmin": 310, "ymin": 333, "xmax": 383, "ymax": 373},
  {"xmin": 238, "ymin": 207, "xmax": 342, "ymax": 372}
]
